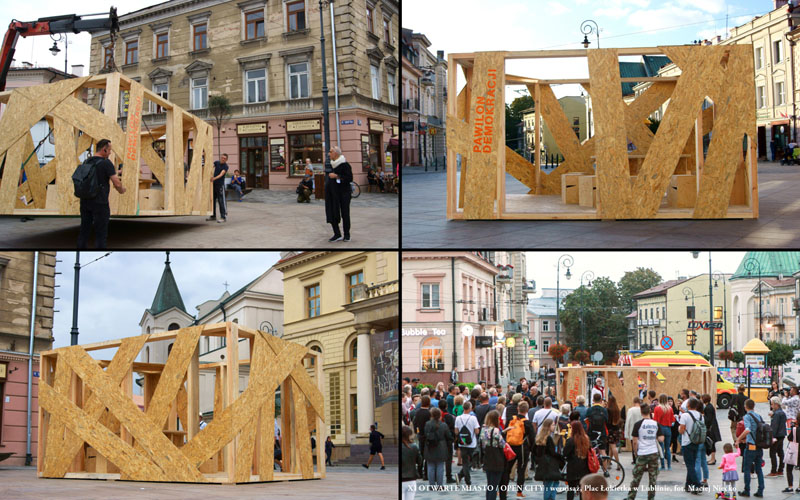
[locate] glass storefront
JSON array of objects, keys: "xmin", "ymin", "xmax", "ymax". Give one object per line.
[
  {"xmin": 288, "ymin": 132, "xmax": 323, "ymax": 176},
  {"xmin": 239, "ymin": 136, "xmax": 268, "ymax": 188}
]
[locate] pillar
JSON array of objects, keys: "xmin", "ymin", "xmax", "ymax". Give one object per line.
[{"xmin": 356, "ymin": 326, "xmax": 374, "ymax": 436}]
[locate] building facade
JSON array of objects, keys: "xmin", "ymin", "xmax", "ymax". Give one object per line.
[
  {"xmin": 527, "ymin": 288, "xmax": 574, "ymax": 371},
  {"xmin": 274, "ymin": 251, "xmax": 398, "ymax": 457},
  {"xmin": 632, "ymin": 280, "xmax": 677, "ymax": 350},
  {"xmin": 400, "ymin": 28, "xmax": 422, "ymax": 166},
  {"xmin": 0, "ymin": 252, "xmax": 56, "ymax": 466},
  {"xmin": 89, "ymin": 0, "xmax": 399, "ymax": 189}
]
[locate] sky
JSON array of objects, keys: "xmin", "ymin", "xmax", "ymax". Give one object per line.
[
  {"xmin": 403, "ymin": 0, "xmax": 776, "ymax": 101},
  {"xmin": 1, "ymin": 0, "xmax": 156, "ymax": 74},
  {"xmin": 525, "ymin": 251, "xmax": 747, "ymax": 296},
  {"xmin": 51, "ymin": 251, "xmax": 281, "ymax": 351}
]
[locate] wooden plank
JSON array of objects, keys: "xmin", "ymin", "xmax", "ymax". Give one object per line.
[
  {"xmin": 292, "ymin": 380, "xmax": 313, "ymax": 479},
  {"xmin": 103, "ymin": 73, "xmax": 120, "ymax": 167},
  {"xmin": 534, "ymin": 83, "xmax": 541, "ymax": 192},
  {"xmin": 60, "ymin": 346, "xmax": 207, "ymax": 482},
  {"xmin": 215, "ymin": 366, "xmax": 225, "ymax": 471},
  {"xmin": 165, "ymin": 109, "xmax": 183, "ymax": 213},
  {"xmin": 235, "ymin": 330, "xmax": 269, "ymax": 483},
  {"xmin": 120, "ymin": 368, "xmax": 133, "ymax": 446},
  {"xmin": 42, "ymin": 353, "xmax": 72, "ymax": 476},
  {"xmin": 225, "ymin": 322, "xmax": 239, "ymax": 482},
  {"xmin": 187, "ymin": 341, "xmax": 200, "ymax": 441},
  {"xmin": 176, "ymin": 383, "xmax": 189, "ymax": 434},
  {"xmin": 18, "ymin": 132, "xmax": 47, "ymax": 208},
  {"xmin": 258, "ymin": 375, "xmax": 276, "ymax": 481},
  {"xmin": 289, "ymin": 365, "xmax": 325, "ymax": 421},
  {"xmin": 52, "ymin": 117, "xmax": 80, "ymax": 215},
  {"xmin": 185, "ymin": 117, "xmax": 204, "ymax": 213},
  {"xmin": 118, "ymin": 81, "xmax": 143, "ymax": 215},
  {"xmin": 52, "ymin": 97, "xmax": 126, "ymax": 159},
  {"xmin": 281, "ymin": 378, "xmax": 294, "ymax": 473},
  {"xmin": 0, "ymin": 133, "xmax": 30, "ymax": 213},
  {"xmin": 37, "ymin": 355, "xmax": 53, "ymax": 476},
  {"xmin": 625, "ymin": 81, "xmax": 676, "ymax": 155},
  {"xmin": 314, "ymin": 348, "xmax": 325, "ymax": 478}
]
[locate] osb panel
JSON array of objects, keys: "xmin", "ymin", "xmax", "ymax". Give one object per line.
[
  {"xmin": 505, "ymin": 147, "xmax": 537, "ymax": 193},
  {"xmin": 292, "ymin": 380, "xmax": 314, "ymax": 479},
  {"xmin": 0, "ymin": 133, "xmax": 31, "ymax": 213},
  {"xmin": 625, "ymin": 82, "xmax": 676, "ymax": 154},
  {"xmin": 463, "ymin": 52, "xmax": 504, "ymax": 219},
  {"xmin": 587, "ymin": 49, "xmax": 635, "ymax": 218}
]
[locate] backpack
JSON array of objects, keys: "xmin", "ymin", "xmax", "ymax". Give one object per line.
[
  {"xmin": 506, "ymin": 416, "xmax": 526, "ymax": 446},
  {"xmin": 749, "ymin": 412, "xmax": 772, "ymax": 449},
  {"xmin": 727, "ymin": 405, "xmax": 738, "ymax": 422},
  {"xmin": 587, "ymin": 447, "xmax": 600, "ymax": 473},
  {"xmin": 687, "ymin": 411, "xmax": 707, "ymax": 445},
  {"xmin": 72, "ymin": 157, "xmax": 102, "ymax": 200},
  {"xmin": 425, "ymin": 421, "xmax": 441, "ymax": 447},
  {"xmin": 588, "ymin": 407, "xmax": 607, "ymax": 436},
  {"xmin": 458, "ymin": 423, "xmax": 473, "ymax": 446}
]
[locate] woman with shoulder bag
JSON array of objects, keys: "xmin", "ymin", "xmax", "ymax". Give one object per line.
[
  {"xmin": 784, "ymin": 420, "xmax": 800, "ymax": 493},
  {"xmin": 481, "ymin": 409, "xmax": 508, "ymax": 500},
  {"xmin": 534, "ymin": 419, "xmax": 566, "ymax": 500},
  {"xmin": 423, "ymin": 407, "xmax": 451, "ymax": 488},
  {"xmin": 563, "ymin": 421, "xmax": 591, "ymax": 500},
  {"xmin": 402, "ymin": 425, "xmax": 423, "ymax": 500}
]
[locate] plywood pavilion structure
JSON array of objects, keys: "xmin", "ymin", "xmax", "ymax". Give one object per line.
[
  {"xmin": 446, "ymin": 45, "xmax": 758, "ymax": 220},
  {"xmin": 0, "ymin": 72, "xmax": 213, "ymax": 216},
  {"xmin": 37, "ymin": 322, "xmax": 326, "ymax": 484}
]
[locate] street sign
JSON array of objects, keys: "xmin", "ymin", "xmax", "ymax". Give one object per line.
[
  {"xmin": 401, "ymin": 121, "xmax": 415, "ymax": 132},
  {"xmin": 341, "ymin": 119, "xmax": 354, "ymax": 125},
  {"xmin": 660, "ymin": 336, "xmax": 673, "ymax": 350},
  {"xmin": 476, "ymin": 336, "xmax": 493, "ymax": 348},
  {"xmin": 592, "ymin": 351, "xmax": 603, "ymax": 362}
]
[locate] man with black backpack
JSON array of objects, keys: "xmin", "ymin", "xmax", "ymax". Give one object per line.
[
  {"xmin": 454, "ymin": 401, "xmax": 480, "ymax": 486},
  {"xmin": 678, "ymin": 397, "xmax": 705, "ymax": 494},
  {"xmin": 74, "ymin": 139, "xmax": 126, "ymax": 249},
  {"xmin": 729, "ymin": 385, "xmax": 748, "ymax": 441},
  {"xmin": 735, "ymin": 399, "xmax": 767, "ymax": 498},
  {"xmin": 437, "ymin": 399, "xmax": 456, "ymax": 483}
]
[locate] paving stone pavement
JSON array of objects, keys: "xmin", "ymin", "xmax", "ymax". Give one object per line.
[
  {"xmin": 402, "ymin": 162, "xmax": 800, "ymax": 248},
  {"xmin": 408, "ymin": 403, "xmax": 798, "ymax": 500}
]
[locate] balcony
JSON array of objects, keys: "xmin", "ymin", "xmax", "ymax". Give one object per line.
[
  {"xmin": 420, "ymin": 75, "xmax": 434, "ymax": 87},
  {"xmin": 403, "ymin": 98, "xmax": 420, "ymax": 112},
  {"xmin": 478, "ymin": 308, "xmax": 496, "ymax": 324}
]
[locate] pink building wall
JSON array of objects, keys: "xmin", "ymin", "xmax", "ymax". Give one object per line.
[{"xmin": 1, "ymin": 357, "xmax": 40, "ymax": 466}]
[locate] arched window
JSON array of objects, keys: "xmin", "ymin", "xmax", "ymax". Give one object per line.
[
  {"xmin": 350, "ymin": 338, "xmax": 358, "ymax": 361},
  {"xmin": 146, "ymin": 326, "xmax": 151, "ymax": 334},
  {"xmin": 308, "ymin": 344, "xmax": 322, "ymax": 367},
  {"xmin": 421, "ymin": 337, "xmax": 443, "ymax": 371},
  {"xmin": 168, "ymin": 323, "xmax": 180, "ymax": 331},
  {"xmin": 145, "ymin": 346, "xmax": 150, "ymax": 363}
]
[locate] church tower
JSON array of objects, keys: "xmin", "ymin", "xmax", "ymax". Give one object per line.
[{"xmin": 139, "ymin": 252, "xmax": 195, "ymax": 364}]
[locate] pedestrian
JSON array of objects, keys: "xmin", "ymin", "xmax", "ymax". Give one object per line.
[
  {"xmin": 362, "ymin": 424, "xmax": 385, "ymax": 469},
  {"xmin": 556, "ymin": 403, "xmax": 572, "ymax": 453},
  {"xmin": 575, "ymin": 395, "xmax": 589, "ymax": 425},
  {"xmin": 585, "ymin": 393, "xmax": 609, "ymax": 454},
  {"xmin": 533, "ymin": 418, "xmax": 565, "ymax": 500},
  {"xmin": 694, "ymin": 397, "xmax": 709, "ymax": 487},
  {"xmin": 734, "ymin": 398, "xmax": 765, "ymax": 498},
  {"xmin": 76, "ymin": 138, "xmax": 126, "ymax": 249},
  {"xmin": 563, "ymin": 420, "xmax": 591, "ymax": 500},
  {"xmin": 230, "ymin": 169, "xmax": 246, "ymax": 201},
  {"xmin": 625, "ymin": 396, "xmax": 643, "ymax": 465},
  {"xmin": 503, "ymin": 393, "xmax": 522, "ymax": 427},
  {"xmin": 207, "ymin": 153, "xmax": 229, "ymax": 223},
  {"xmin": 455, "ymin": 401, "xmax": 481, "ymax": 486},
  {"xmin": 770, "ymin": 382, "xmax": 782, "ymax": 401},
  {"xmin": 647, "ymin": 390, "xmax": 657, "ymax": 413},
  {"xmin": 198, "ymin": 414, "xmax": 207, "ymax": 430},
  {"xmin": 653, "ymin": 394, "xmax": 673, "ymax": 470},
  {"xmin": 412, "ymin": 395, "xmax": 432, "ymax": 480},
  {"xmin": 768, "ymin": 396, "xmax": 787, "ymax": 477},
  {"xmin": 324, "ymin": 145, "xmax": 353, "ymax": 242},
  {"xmin": 481, "ymin": 409, "xmax": 508, "ymax": 500},
  {"xmin": 475, "ymin": 392, "xmax": 494, "ymax": 427},
  {"xmin": 607, "ymin": 395, "xmax": 623, "ymax": 471},
  {"xmin": 325, "ymin": 435, "xmax": 335, "ymax": 466},
  {"xmin": 489, "ymin": 387, "xmax": 499, "ymax": 406},
  {"xmin": 784, "ymin": 420, "xmax": 800, "ymax": 493},
  {"xmin": 411, "ymin": 378, "xmax": 420, "ymax": 395},
  {"xmin": 719, "ymin": 442, "xmax": 741, "ymax": 498},
  {"xmin": 678, "ymin": 397, "xmax": 704, "ymax": 493},
  {"xmin": 423, "ymin": 407, "xmax": 451, "ymax": 488},
  {"xmin": 702, "ymin": 393, "xmax": 721, "ymax": 466},
  {"xmin": 500, "ymin": 400, "xmax": 534, "ymax": 499},
  {"xmin": 730, "ymin": 385, "xmax": 748, "ymax": 439},
  {"xmin": 532, "ymin": 397, "xmax": 560, "ymax": 435},
  {"xmin": 783, "ymin": 386, "xmax": 800, "ymax": 428},
  {"xmin": 401, "ymin": 425, "xmax": 422, "ymax": 500},
  {"xmin": 590, "ymin": 377, "xmax": 605, "ymax": 403},
  {"xmin": 626, "ymin": 403, "xmax": 663, "ymax": 500},
  {"xmin": 580, "ymin": 473, "xmax": 609, "ymax": 500},
  {"xmin": 668, "ymin": 396, "xmax": 681, "ymax": 464},
  {"xmin": 296, "ymin": 167, "xmax": 314, "ymax": 203},
  {"xmin": 437, "ymin": 399, "xmax": 456, "ymax": 483},
  {"xmin": 453, "ymin": 395, "xmax": 465, "ymax": 417},
  {"xmin": 447, "ymin": 385, "xmax": 457, "ymax": 414}
]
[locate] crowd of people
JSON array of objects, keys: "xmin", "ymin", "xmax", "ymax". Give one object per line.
[{"xmin": 400, "ymin": 375, "xmax": 800, "ymax": 500}]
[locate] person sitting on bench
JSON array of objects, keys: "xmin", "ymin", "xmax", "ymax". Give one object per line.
[
  {"xmin": 367, "ymin": 169, "xmax": 384, "ymax": 192},
  {"xmin": 296, "ymin": 167, "xmax": 314, "ymax": 203},
  {"xmin": 230, "ymin": 170, "xmax": 246, "ymax": 201}
]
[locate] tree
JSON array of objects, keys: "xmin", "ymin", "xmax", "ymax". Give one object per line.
[
  {"xmin": 733, "ymin": 351, "xmax": 745, "ymax": 367},
  {"xmin": 207, "ymin": 95, "xmax": 232, "ymax": 161},
  {"xmin": 560, "ymin": 277, "xmax": 629, "ymax": 362},
  {"xmin": 618, "ymin": 267, "xmax": 662, "ymax": 313},
  {"xmin": 765, "ymin": 341, "xmax": 794, "ymax": 381},
  {"xmin": 505, "ymin": 94, "xmax": 535, "ymax": 148}
]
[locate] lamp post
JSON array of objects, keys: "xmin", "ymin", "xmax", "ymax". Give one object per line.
[
  {"xmin": 713, "ymin": 271, "xmax": 728, "ymax": 366},
  {"xmin": 581, "ymin": 19, "xmax": 600, "ymax": 49},
  {"xmin": 743, "ymin": 257, "xmax": 763, "ymax": 341},
  {"xmin": 556, "ymin": 254, "xmax": 573, "ymax": 367},
  {"xmin": 693, "ymin": 251, "xmax": 715, "ymax": 365},
  {"xmin": 318, "ymin": 0, "xmax": 332, "ymax": 174},
  {"xmin": 580, "ymin": 271, "xmax": 595, "ymax": 354},
  {"xmin": 684, "ymin": 286, "xmax": 696, "ymax": 350},
  {"xmin": 70, "ymin": 251, "xmax": 112, "ymax": 346}
]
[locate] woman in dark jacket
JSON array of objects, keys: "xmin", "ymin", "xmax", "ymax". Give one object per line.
[
  {"xmin": 702, "ymin": 393, "xmax": 721, "ymax": 465},
  {"xmin": 669, "ymin": 397, "xmax": 680, "ymax": 462},
  {"xmin": 533, "ymin": 418, "xmax": 565, "ymax": 500},
  {"xmin": 324, "ymin": 146, "xmax": 353, "ymax": 241},
  {"xmin": 563, "ymin": 421, "xmax": 591, "ymax": 500},
  {"xmin": 401, "ymin": 425, "xmax": 422, "ymax": 500},
  {"xmin": 481, "ymin": 410, "xmax": 508, "ymax": 500},
  {"xmin": 423, "ymin": 407, "xmax": 451, "ymax": 488}
]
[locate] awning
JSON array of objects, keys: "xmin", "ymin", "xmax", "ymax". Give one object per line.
[{"xmin": 770, "ymin": 119, "xmax": 791, "ymax": 126}]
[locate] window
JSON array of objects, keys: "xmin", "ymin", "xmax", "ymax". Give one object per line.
[
  {"xmin": 662, "ymin": 306, "xmax": 665, "ymax": 318},
  {"xmin": 328, "ymin": 372, "xmax": 341, "ymax": 436},
  {"xmin": 350, "ymin": 393, "xmax": 358, "ymax": 434},
  {"xmin": 366, "ymin": 4, "xmax": 374, "ymax": 33},
  {"xmin": 755, "ymin": 47, "xmax": 763, "ymax": 70},
  {"xmin": 287, "ymin": 0, "xmax": 305, "ymax": 31},
  {"xmin": 288, "ymin": 62, "xmax": 310, "ymax": 99},
  {"xmin": 347, "ymin": 270, "xmax": 364, "ymax": 303},
  {"xmin": 543, "ymin": 340, "xmax": 550, "ymax": 352},
  {"xmin": 421, "ymin": 283, "xmax": 439, "ymax": 308},
  {"xmin": 776, "ymin": 81, "xmax": 785, "ymax": 106},
  {"xmin": 421, "ymin": 337, "xmax": 444, "ymax": 370},
  {"xmin": 191, "ymin": 77, "xmax": 207, "ymax": 109},
  {"xmin": 383, "ymin": 17, "xmax": 391, "ymax": 43},
  {"xmin": 246, "ymin": 9, "xmax": 265, "ymax": 40},
  {"xmin": 306, "ymin": 283, "xmax": 320, "ymax": 317},
  {"xmin": 686, "ymin": 330, "xmax": 696, "ymax": 346},
  {"xmin": 308, "ymin": 344, "xmax": 321, "ymax": 366},
  {"xmin": 714, "ymin": 306, "xmax": 723, "ymax": 320},
  {"xmin": 756, "ymin": 85, "xmax": 765, "ymax": 109},
  {"xmin": 168, "ymin": 323, "xmax": 180, "ymax": 331},
  {"xmin": 350, "ymin": 338, "xmax": 357, "ymax": 360},
  {"xmin": 193, "ymin": 23, "xmax": 207, "ymax": 50},
  {"xmin": 542, "ymin": 320, "xmax": 549, "ymax": 332},
  {"xmin": 370, "ymin": 65, "xmax": 380, "ymax": 100},
  {"xmin": 656, "ymin": 307, "xmax": 659, "ymax": 319},
  {"xmin": 555, "ymin": 320, "xmax": 560, "ymax": 332},
  {"xmin": 774, "ymin": 40, "xmax": 782, "ymax": 64},
  {"xmin": 156, "ymin": 32, "xmax": 169, "ymax": 59},
  {"xmin": 714, "ymin": 330, "xmax": 723, "ymax": 345},
  {"xmin": 387, "ymin": 71, "xmax": 396, "ymax": 105},
  {"xmin": 104, "ymin": 45, "xmax": 113, "ymax": 67},
  {"xmin": 152, "ymin": 83, "xmax": 168, "ymax": 113},
  {"xmin": 245, "ymin": 68, "xmax": 267, "ymax": 103},
  {"xmin": 125, "ymin": 39, "xmax": 138, "ymax": 65}
]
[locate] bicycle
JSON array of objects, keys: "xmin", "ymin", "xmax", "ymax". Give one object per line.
[
  {"xmin": 351, "ymin": 182, "xmax": 361, "ymax": 198},
  {"xmin": 589, "ymin": 430, "xmax": 625, "ymax": 489}
]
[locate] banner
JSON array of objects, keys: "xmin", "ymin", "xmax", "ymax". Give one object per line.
[
  {"xmin": 370, "ymin": 329, "xmax": 399, "ymax": 407},
  {"xmin": 718, "ymin": 366, "xmax": 773, "ymax": 387}
]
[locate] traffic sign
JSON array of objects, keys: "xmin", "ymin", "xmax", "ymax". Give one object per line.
[
  {"xmin": 592, "ymin": 351, "xmax": 603, "ymax": 362},
  {"xmin": 660, "ymin": 336, "xmax": 673, "ymax": 350}
]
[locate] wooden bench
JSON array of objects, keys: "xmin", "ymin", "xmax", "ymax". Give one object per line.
[
  {"xmin": 561, "ymin": 172, "xmax": 585, "ymax": 204},
  {"xmin": 578, "ymin": 175, "xmax": 597, "ymax": 208},
  {"xmin": 666, "ymin": 174, "xmax": 696, "ymax": 208}
]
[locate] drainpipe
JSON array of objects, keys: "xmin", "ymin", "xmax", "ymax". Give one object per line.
[
  {"xmin": 451, "ymin": 257, "xmax": 457, "ymax": 376},
  {"xmin": 330, "ymin": 0, "xmax": 340, "ymax": 145},
  {"xmin": 787, "ymin": 30, "xmax": 797, "ymax": 143},
  {"xmin": 25, "ymin": 251, "xmax": 39, "ymax": 466}
]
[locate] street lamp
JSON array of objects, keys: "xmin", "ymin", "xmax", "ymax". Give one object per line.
[
  {"xmin": 581, "ymin": 19, "xmax": 600, "ymax": 49},
  {"xmin": 580, "ymin": 271, "xmax": 595, "ymax": 354},
  {"xmin": 743, "ymin": 257, "xmax": 763, "ymax": 341},
  {"xmin": 70, "ymin": 251, "xmax": 112, "ymax": 346},
  {"xmin": 713, "ymin": 271, "xmax": 728, "ymax": 366},
  {"xmin": 693, "ymin": 251, "xmax": 716, "ymax": 365},
  {"xmin": 318, "ymin": 0, "xmax": 332, "ymax": 175},
  {"xmin": 556, "ymin": 254, "xmax": 573, "ymax": 367},
  {"xmin": 684, "ymin": 286, "xmax": 696, "ymax": 350}
]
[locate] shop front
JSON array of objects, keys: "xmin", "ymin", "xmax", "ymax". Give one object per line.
[
  {"xmin": 401, "ymin": 324, "xmax": 493, "ymax": 386},
  {"xmin": 286, "ymin": 119, "xmax": 324, "ymax": 177},
  {"xmin": 237, "ymin": 122, "xmax": 269, "ymax": 189}
]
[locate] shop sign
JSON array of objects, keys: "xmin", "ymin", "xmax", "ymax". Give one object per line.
[
  {"xmin": 0, "ymin": 362, "xmax": 6, "ymax": 380},
  {"xmin": 475, "ymin": 336, "xmax": 493, "ymax": 348},
  {"xmin": 392, "ymin": 125, "xmax": 399, "ymax": 136},
  {"xmin": 341, "ymin": 119, "xmax": 354, "ymax": 125},
  {"xmin": 287, "ymin": 119, "xmax": 320, "ymax": 132},
  {"xmin": 237, "ymin": 123, "xmax": 267, "ymax": 134},
  {"xmin": 402, "ymin": 327, "xmax": 446, "ymax": 337},
  {"xmin": 369, "ymin": 119, "xmax": 383, "ymax": 132},
  {"xmin": 687, "ymin": 321, "xmax": 723, "ymax": 330},
  {"xmin": 401, "ymin": 121, "xmax": 415, "ymax": 132}
]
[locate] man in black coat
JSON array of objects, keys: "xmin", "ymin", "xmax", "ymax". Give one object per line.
[
  {"xmin": 77, "ymin": 138, "xmax": 126, "ymax": 249},
  {"xmin": 413, "ymin": 395, "xmax": 432, "ymax": 479},
  {"xmin": 324, "ymin": 146, "xmax": 353, "ymax": 241},
  {"xmin": 438, "ymin": 399, "xmax": 457, "ymax": 483}
]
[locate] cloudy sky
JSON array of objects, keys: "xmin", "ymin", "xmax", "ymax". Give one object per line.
[
  {"xmin": 52, "ymin": 251, "xmax": 281, "ymax": 349},
  {"xmin": 404, "ymin": 0, "xmax": 775, "ymax": 101},
  {"xmin": 525, "ymin": 251, "xmax": 747, "ymax": 295}
]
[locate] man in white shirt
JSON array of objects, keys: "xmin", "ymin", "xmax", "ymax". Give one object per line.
[
  {"xmin": 624, "ymin": 397, "xmax": 643, "ymax": 464},
  {"xmin": 678, "ymin": 398, "xmax": 704, "ymax": 493},
  {"xmin": 532, "ymin": 397, "xmax": 560, "ymax": 435},
  {"xmin": 591, "ymin": 377, "xmax": 605, "ymax": 403},
  {"xmin": 454, "ymin": 400, "xmax": 480, "ymax": 486},
  {"xmin": 627, "ymin": 404, "xmax": 664, "ymax": 500}
]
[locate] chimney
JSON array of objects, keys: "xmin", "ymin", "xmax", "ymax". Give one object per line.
[
  {"xmin": 437, "ymin": 50, "xmax": 444, "ymax": 62},
  {"xmin": 776, "ymin": 0, "xmax": 789, "ymax": 9},
  {"xmin": 71, "ymin": 64, "xmax": 84, "ymax": 77}
]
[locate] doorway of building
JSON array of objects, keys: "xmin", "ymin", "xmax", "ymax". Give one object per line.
[
  {"xmin": 368, "ymin": 132, "xmax": 383, "ymax": 172},
  {"xmin": 758, "ymin": 126, "xmax": 766, "ymax": 159},
  {"xmin": 239, "ymin": 136, "xmax": 268, "ymax": 189}
]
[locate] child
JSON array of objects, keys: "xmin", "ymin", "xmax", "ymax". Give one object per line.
[{"xmin": 717, "ymin": 443, "xmax": 740, "ymax": 500}]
